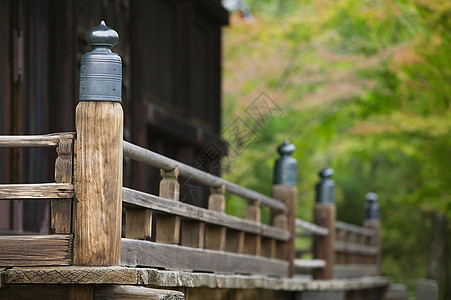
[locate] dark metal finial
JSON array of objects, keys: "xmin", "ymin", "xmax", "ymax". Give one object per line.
[
  {"xmin": 273, "ymin": 140, "xmax": 297, "ymax": 186},
  {"xmin": 277, "ymin": 140, "xmax": 295, "ymax": 156},
  {"xmin": 79, "ymin": 21, "xmax": 122, "ymax": 103},
  {"xmin": 365, "ymin": 192, "xmax": 379, "ymax": 219},
  {"xmin": 319, "ymin": 167, "xmax": 334, "ymax": 179},
  {"xmin": 316, "ymin": 167, "xmax": 335, "ymax": 203},
  {"xmin": 85, "ymin": 20, "xmax": 119, "ymax": 49}
]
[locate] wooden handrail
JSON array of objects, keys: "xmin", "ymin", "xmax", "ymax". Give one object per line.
[
  {"xmin": 335, "ymin": 221, "xmax": 375, "ymax": 237},
  {"xmin": 296, "ymin": 218, "xmax": 329, "ymax": 236},
  {"xmin": 0, "ymin": 133, "xmax": 75, "ymax": 148},
  {"xmin": 123, "ymin": 141, "xmax": 286, "ymax": 212}
]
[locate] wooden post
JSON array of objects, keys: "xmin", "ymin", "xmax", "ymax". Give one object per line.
[
  {"xmin": 51, "ymin": 133, "xmax": 74, "ymax": 234},
  {"xmin": 73, "ymin": 21, "xmax": 123, "ymax": 267},
  {"xmin": 205, "ymin": 185, "xmax": 226, "ymax": 250},
  {"xmin": 364, "ymin": 192, "xmax": 380, "ymax": 274},
  {"xmin": 243, "ymin": 199, "xmax": 261, "ymax": 255},
  {"xmin": 271, "ymin": 141, "xmax": 298, "ymax": 277},
  {"xmin": 156, "ymin": 168, "xmax": 181, "ymax": 244},
  {"xmin": 313, "ymin": 168, "xmax": 336, "ymax": 280}
]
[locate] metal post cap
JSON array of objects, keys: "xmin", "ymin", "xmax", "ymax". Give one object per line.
[
  {"xmin": 85, "ymin": 20, "xmax": 119, "ymax": 48},
  {"xmin": 79, "ymin": 21, "xmax": 122, "ymax": 103},
  {"xmin": 365, "ymin": 192, "xmax": 379, "ymax": 220},
  {"xmin": 273, "ymin": 140, "xmax": 297, "ymax": 186},
  {"xmin": 315, "ymin": 167, "xmax": 335, "ymax": 203}
]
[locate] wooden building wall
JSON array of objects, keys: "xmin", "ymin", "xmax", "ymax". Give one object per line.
[{"xmin": 0, "ymin": 0, "xmax": 228, "ymax": 233}]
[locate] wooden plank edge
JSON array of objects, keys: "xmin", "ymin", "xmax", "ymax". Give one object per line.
[
  {"xmin": 0, "ymin": 183, "xmax": 74, "ymax": 200},
  {"xmin": 4, "ymin": 266, "xmax": 390, "ymax": 292},
  {"xmin": 121, "ymin": 238, "xmax": 289, "ymax": 277}
]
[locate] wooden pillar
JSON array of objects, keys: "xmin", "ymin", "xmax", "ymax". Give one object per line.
[
  {"xmin": 271, "ymin": 141, "xmax": 298, "ymax": 277},
  {"xmin": 205, "ymin": 185, "xmax": 226, "ymax": 250},
  {"xmin": 156, "ymin": 168, "xmax": 181, "ymax": 244},
  {"xmin": 364, "ymin": 192, "xmax": 380, "ymax": 273},
  {"xmin": 73, "ymin": 21, "xmax": 123, "ymax": 267},
  {"xmin": 313, "ymin": 168, "xmax": 336, "ymax": 280}
]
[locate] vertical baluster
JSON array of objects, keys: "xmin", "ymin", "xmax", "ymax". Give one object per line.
[
  {"xmin": 204, "ymin": 185, "xmax": 226, "ymax": 250},
  {"xmin": 335, "ymin": 228, "xmax": 343, "ymax": 264},
  {"xmin": 346, "ymin": 231, "xmax": 356, "ymax": 264},
  {"xmin": 364, "ymin": 192, "xmax": 380, "ymax": 273},
  {"xmin": 51, "ymin": 134, "xmax": 74, "ymax": 234},
  {"xmin": 243, "ymin": 199, "xmax": 261, "ymax": 255},
  {"xmin": 271, "ymin": 141, "xmax": 297, "ymax": 277},
  {"xmin": 313, "ymin": 167, "xmax": 336, "ymax": 280},
  {"xmin": 156, "ymin": 168, "xmax": 180, "ymax": 244}
]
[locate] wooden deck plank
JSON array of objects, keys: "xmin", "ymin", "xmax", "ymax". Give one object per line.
[
  {"xmin": 123, "ymin": 187, "xmax": 290, "ymax": 241},
  {"xmin": 3, "ymin": 266, "xmax": 390, "ymax": 292},
  {"xmin": 0, "ymin": 235, "xmax": 72, "ymax": 266},
  {"xmin": 121, "ymin": 238, "xmax": 289, "ymax": 277},
  {"xmin": 0, "ymin": 183, "xmax": 74, "ymax": 200}
]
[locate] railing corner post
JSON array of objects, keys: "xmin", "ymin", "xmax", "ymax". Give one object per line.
[
  {"xmin": 271, "ymin": 140, "xmax": 298, "ymax": 277},
  {"xmin": 73, "ymin": 21, "xmax": 123, "ymax": 266},
  {"xmin": 313, "ymin": 167, "xmax": 336, "ymax": 280},
  {"xmin": 364, "ymin": 192, "xmax": 381, "ymax": 274}
]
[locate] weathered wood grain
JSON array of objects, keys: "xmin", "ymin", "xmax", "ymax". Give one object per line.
[
  {"xmin": 125, "ymin": 208, "xmax": 152, "ymax": 240},
  {"xmin": 51, "ymin": 137, "xmax": 74, "ymax": 234},
  {"xmin": 123, "ymin": 141, "xmax": 286, "ymax": 212},
  {"xmin": 0, "ymin": 285, "xmax": 68, "ymax": 299},
  {"xmin": 180, "ymin": 220, "xmax": 205, "ymax": 248},
  {"xmin": 0, "ymin": 132, "xmax": 75, "ymax": 148},
  {"xmin": 95, "ymin": 285, "xmax": 185, "ymax": 300},
  {"xmin": 0, "ymin": 235, "xmax": 72, "ymax": 266},
  {"xmin": 3, "ymin": 266, "xmax": 390, "ymax": 292},
  {"xmin": 123, "ymin": 187, "xmax": 290, "ymax": 241},
  {"xmin": 0, "ymin": 183, "xmax": 74, "ymax": 199},
  {"xmin": 121, "ymin": 238, "xmax": 289, "ymax": 277},
  {"xmin": 73, "ymin": 101, "xmax": 123, "ymax": 266}
]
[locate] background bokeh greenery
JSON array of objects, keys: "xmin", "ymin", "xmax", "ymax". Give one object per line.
[{"xmin": 221, "ymin": 0, "xmax": 451, "ymax": 298}]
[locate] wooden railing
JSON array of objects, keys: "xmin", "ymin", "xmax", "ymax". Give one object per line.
[
  {"xmin": 0, "ymin": 21, "xmax": 383, "ymax": 293},
  {"xmin": 121, "ymin": 141, "xmax": 293, "ymax": 276},
  {"xmin": 0, "ymin": 133, "xmax": 75, "ymax": 267}
]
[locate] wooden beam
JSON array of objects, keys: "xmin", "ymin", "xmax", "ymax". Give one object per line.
[
  {"xmin": 0, "ymin": 183, "xmax": 74, "ymax": 199},
  {"xmin": 0, "ymin": 132, "xmax": 74, "ymax": 148},
  {"xmin": 121, "ymin": 238, "xmax": 288, "ymax": 277},
  {"xmin": 94, "ymin": 285, "xmax": 184, "ymax": 300},
  {"xmin": 123, "ymin": 187, "xmax": 290, "ymax": 241},
  {"xmin": 0, "ymin": 235, "xmax": 72, "ymax": 266}
]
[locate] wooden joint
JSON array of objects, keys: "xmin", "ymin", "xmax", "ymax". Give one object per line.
[
  {"xmin": 160, "ymin": 167, "xmax": 179, "ymax": 179},
  {"xmin": 159, "ymin": 167, "xmax": 180, "ymax": 201},
  {"xmin": 245, "ymin": 199, "xmax": 261, "ymax": 223},
  {"xmin": 210, "ymin": 184, "xmax": 225, "ymax": 195}
]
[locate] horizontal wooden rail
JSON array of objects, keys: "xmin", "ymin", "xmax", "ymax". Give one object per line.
[
  {"xmin": 0, "ymin": 183, "xmax": 74, "ymax": 200},
  {"xmin": 334, "ymin": 241, "xmax": 378, "ymax": 255},
  {"xmin": 123, "ymin": 187, "xmax": 290, "ymax": 241},
  {"xmin": 296, "ymin": 218, "xmax": 329, "ymax": 236},
  {"xmin": 294, "ymin": 259, "xmax": 326, "ymax": 269},
  {"xmin": 334, "ymin": 264, "xmax": 379, "ymax": 278},
  {"xmin": 335, "ymin": 221, "xmax": 375, "ymax": 237},
  {"xmin": 121, "ymin": 238, "xmax": 288, "ymax": 276},
  {"xmin": 123, "ymin": 141, "xmax": 286, "ymax": 212},
  {"xmin": 0, "ymin": 133, "xmax": 74, "ymax": 148},
  {"xmin": 0, "ymin": 235, "xmax": 72, "ymax": 266}
]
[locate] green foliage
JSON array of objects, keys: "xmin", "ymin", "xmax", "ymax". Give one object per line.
[{"xmin": 223, "ymin": 0, "xmax": 451, "ymax": 297}]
